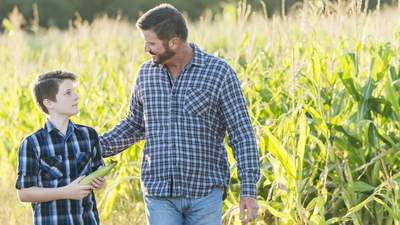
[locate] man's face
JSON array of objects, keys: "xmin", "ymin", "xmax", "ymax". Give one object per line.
[{"xmin": 141, "ymin": 30, "xmax": 175, "ymax": 65}]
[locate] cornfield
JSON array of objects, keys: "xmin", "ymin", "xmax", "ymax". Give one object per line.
[{"xmin": 1, "ymin": 0, "xmax": 400, "ymax": 224}]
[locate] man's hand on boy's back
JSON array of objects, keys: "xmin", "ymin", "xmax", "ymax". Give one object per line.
[{"xmin": 66, "ymin": 176, "xmax": 93, "ymax": 200}]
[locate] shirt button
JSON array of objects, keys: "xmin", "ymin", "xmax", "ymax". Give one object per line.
[{"xmin": 172, "ymin": 144, "xmax": 176, "ymax": 148}]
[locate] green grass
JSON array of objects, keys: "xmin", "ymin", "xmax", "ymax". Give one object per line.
[{"xmin": 2, "ymin": 0, "xmax": 400, "ymax": 224}]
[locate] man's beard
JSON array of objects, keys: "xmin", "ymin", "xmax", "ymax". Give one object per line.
[{"xmin": 150, "ymin": 42, "xmax": 176, "ymax": 65}]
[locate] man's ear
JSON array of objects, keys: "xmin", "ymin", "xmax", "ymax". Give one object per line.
[
  {"xmin": 169, "ymin": 37, "xmax": 179, "ymax": 50},
  {"xmin": 43, "ymin": 99, "xmax": 53, "ymax": 110}
]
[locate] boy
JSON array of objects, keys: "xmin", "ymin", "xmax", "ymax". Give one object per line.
[{"xmin": 16, "ymin": 70, "xmax": 107, "ymax": 224}]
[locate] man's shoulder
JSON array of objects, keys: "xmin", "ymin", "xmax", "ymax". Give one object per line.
[
  {"xmin": 134, "ymin": 60, "xmax": 161, "ymax": 81},
  {"xmin": 197, "ymin": 48, "xmax": 233, "ymax": 72},
  {"xmin": 192, "ymin": 43, "xmax": 231, "ymax": 66},
  {"xmin": 199, "ymin": 52, "xmax": 236, "ymax": 82},
  {"xmin": 138, "ymin": 60, "xmax": 157, "ymax": 71}
]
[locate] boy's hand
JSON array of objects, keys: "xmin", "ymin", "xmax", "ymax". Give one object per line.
[
  {"xmin": 90, "ymin": 166, "xmax": 107, "ymax": 191},
  {"xmin": 65, "ymin": 176, "xmax": 93, "ymax": 200}
]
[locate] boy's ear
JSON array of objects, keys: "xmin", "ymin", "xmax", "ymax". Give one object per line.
[{"xmin": 43, "ymin": 99, "xmax": 54, "ymax": 110}]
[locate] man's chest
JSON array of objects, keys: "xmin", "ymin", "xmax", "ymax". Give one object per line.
[{"xmin": 138, "ymin": 69, "xmax": 221, "ymax": 114}]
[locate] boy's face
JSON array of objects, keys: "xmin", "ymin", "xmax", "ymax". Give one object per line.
[{"xmin": 47, "ymin": 79, "xmax": 79, "ymax": 117}]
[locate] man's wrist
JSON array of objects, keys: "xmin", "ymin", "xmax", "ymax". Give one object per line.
[{"xmin": 240, "ymin": 182, "xmax": 258, "ymax": 199}]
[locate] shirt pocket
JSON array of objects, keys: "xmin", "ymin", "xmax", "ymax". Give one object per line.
[
  {"xmin": 40, "ymin": 155, "xmax": 63, "ymax": 180},
  {"xmin": 76, "ymin": 152, "xmax": 92, "ymax": 175},
  {"xmin": 184, "ymin": 88, "xmax": 211, "ymax": 117}
]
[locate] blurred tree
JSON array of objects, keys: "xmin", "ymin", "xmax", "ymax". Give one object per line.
[{"xmin": 0, "ymin": 0, "xmax": 396, "ymax": 29}]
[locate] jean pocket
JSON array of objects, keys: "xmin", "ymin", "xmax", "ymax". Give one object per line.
[
  {"xmin": 184, "ymin": 88, "xmax": 211, "ymax": 117},
  {"xmin": 76, "ymin": 152, "xmax": 91, "ymax": 175},
  {"xmin": 40, "ymin": 155, "xmax": 63, "ymax": 180}
]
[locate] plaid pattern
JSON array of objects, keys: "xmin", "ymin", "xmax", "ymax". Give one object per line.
[
  {"xmin": 100, "ymin": 43, "xmax": 260, "ymax": 199},
  {"xmin": 16, "ymin": 119, "xmax": 104, "ymax": 225}
]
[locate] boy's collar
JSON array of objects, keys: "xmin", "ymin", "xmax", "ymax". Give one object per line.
[{"xmin": 42, "ymin": 119, "xmax": 81, "ymax": 136}]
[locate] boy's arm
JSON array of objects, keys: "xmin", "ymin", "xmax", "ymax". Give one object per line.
[
  {"xmin": 16, "ymin": 138, "xmax": 39, "ymax": 190},
  {"xmin": 17, "ymin": 176, "xmax": 92, "ymax": 202}
]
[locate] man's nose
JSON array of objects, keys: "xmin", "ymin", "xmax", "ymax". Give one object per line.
[{"xmin": 144, "ymin": 43, "xmax": 150, "ymax": 52}]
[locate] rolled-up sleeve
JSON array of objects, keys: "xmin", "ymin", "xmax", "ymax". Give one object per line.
[
  {"xmin": 15, "ymin": 138, "xmax": 38, "ymax": 190},
  {"xmin": 219, "ymin": 68, "xmax": 260, "ymax": 198}
]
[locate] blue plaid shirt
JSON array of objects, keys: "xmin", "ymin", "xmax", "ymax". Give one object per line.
[
  {"xmin": 16, "ymin": 119, "xmax": 104, "ymax": 225},
  {"xmin": 100, "ymin": 43, "xmax": 260, "ymax": 199}
]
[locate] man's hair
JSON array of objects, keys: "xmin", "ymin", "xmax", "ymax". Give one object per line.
[
  {"xmin": 30, "ymin": 70, "xmax": 78, "ymax": 115},
  {"xmin": 136, "ymin": 4, "xmax": 188, "ymax": 43}
]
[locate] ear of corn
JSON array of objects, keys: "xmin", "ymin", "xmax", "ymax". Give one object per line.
[{"xmin": 79, "ymin": 161, "xmax": 118, "ymax": 185}]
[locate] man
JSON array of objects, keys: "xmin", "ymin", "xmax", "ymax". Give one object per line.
[{"xmin": 99, "ymin": 4, "xmax": 260, "ymax": 225}]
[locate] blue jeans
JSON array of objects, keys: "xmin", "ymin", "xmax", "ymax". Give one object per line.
[{"xmin": 144, "ymin": 187, "xmax": 223, "ymax": 225}]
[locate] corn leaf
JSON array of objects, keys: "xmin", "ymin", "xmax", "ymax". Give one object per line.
[
  {"xmin": 262, "ymin": 127, "xmax": 296, "ymax": 178},
  {"xmin": 331, "ymin": 48, "xmax": 361, "ymax": 101}
]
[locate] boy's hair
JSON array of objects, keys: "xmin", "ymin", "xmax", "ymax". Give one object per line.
[
  {"xmin": 30, "ymin": 70, "xmax": 78, "ymax": 115},
  {"xmin": 136, "ymin": 4, "xmax": 188, "ymax": 43}
]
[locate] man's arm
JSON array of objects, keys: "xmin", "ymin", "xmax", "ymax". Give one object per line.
[
  {"xmin": 100, "ymin": 72, "xmax": 146, "ymax": 157},
  {"xmin": 17, "ymin": 176, "xmax": 92, "ymax": 202},
  {"xmin": 219, "ymin": 67, "xmax": 260, "ymax": 224}
]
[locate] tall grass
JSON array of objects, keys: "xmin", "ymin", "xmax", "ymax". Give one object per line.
[{"xmin": 1, "ymin": 0, "xmax": 400, "ymax": 224}]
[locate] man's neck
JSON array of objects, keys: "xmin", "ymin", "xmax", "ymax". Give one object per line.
[
  {"xmin": 164, "ymin": 43, "xmax": 194, "ymax": 80},
  {"xmin": 47, "ymin": 115, "xmax": 70, "ymax": 136}
]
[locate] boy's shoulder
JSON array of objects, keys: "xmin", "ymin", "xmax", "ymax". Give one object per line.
[
  {"xmin": 75, "ymin": 123, "xmax": 95, "ymax": 131},
  {"xmin": 22, "ymin": 126, "xmax": 45, "ymax": 142},
  {"xmin": 18, "ymin": 126, "xmax": 47, "ymax": 151},
  {"xmin": 74, "ymin": 124, "xmax": 99, "ymax": 137}
]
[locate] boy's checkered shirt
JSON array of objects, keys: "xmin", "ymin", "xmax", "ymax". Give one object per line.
[
  {"xmin": 16, "ymin": 119, "xmax": 104, "ymax": 225},
  {"xmin": 100, "ymin": 43, "xmax": 260, "ymax": 199}
]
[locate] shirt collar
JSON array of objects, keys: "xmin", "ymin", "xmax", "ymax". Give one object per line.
[
  {"xmin": 189, "ymin": 43, "xmax": 205, "ymax": 68},
  {"xmin": 42, "ymin": 118, "xmax": 80, "ymax": 136}
]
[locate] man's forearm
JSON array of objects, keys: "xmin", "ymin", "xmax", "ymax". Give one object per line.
[
  {"xmin": 17, "ymin": 186, "xmax": 69, "ymax": 203},
  {"xmin": 100, "ymin": 118, "xmax": 145, "ymax": 157}
]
